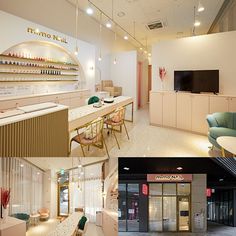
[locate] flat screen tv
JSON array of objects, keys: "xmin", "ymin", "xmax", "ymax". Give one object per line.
[{"xmin": 174, "ymin": 70, "xmax": 219, "ymax": 94}]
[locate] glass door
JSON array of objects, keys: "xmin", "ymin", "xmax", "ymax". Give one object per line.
[
  {"xmin": 178, "ymin": 197, "xmax": 190, "ymax": 231},
  {"xmin": 118, "ymin": 184, "xmax": 127, "ymax": 231},
  {"xmin": 59, "ymin": 184, "xmax": 69, "ymax": 216},
  {"xmin": 163, "ymin": 196, "xmax": 177, "ymax": 231},
  {"xmin": 127, "ymin": 184, "xmax": 139, "ymax": 231}
]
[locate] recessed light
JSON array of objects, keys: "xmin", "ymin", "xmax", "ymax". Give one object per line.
[
  {"xmin": 106, "ymin": 22, "xmax": 112, "ymax": 28},
  {"xmin": 148, "ymin": 53, "xmax": 152, "ymax": 57},
  {"xmin": 124, "ymin": 167, "xmax": 130, "ymax": 171},
  {"xmin": 117, "ymin": 11, "xmax": 125, "ymax": 17},
  {"xmin": 86, "ymin": 7, "xmax": 94, "ymax": 15},
  {"xmin": 20, "ymin": 164, "xmax": 24, "ymax": 168},
  {"xmin": 124, "ymin": 35, "xmax": 128, "ymax": 40},
  {"xmin": 78, "ymin": 164, "xmax": 82, "ymax": 168},
  {"xmin": 144, "ymin": 50, "xmax": 147, "ymax": 54},
  {"xmin": 140, "ymin": 47, "xmax": 143, "ymax": 50},
  {"xmin": 194, "ymin": 21, "xmax": 201, "ymax": 27},
  {"xmin": 37, "ymin": 172, "xmax": 40, "ymax": 175},
  {"xmin": 81, "ymin": 172, "xmax": 84, "ymax": 175},
  {"xmin": 219, "ymin": 178, "xmax": 224, "ymax": 182},
  {"xmin": 35, "ymin": 28, "xmax": 40, "ymax": 33},
  {"xmin": 177, "ymin": 167, "xmax": 183, "ymax": 171}
]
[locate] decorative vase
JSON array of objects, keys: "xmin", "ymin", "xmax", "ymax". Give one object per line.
[{"xmin": 0, "ymin": 207, "xmax": 8, "ymax": 224}]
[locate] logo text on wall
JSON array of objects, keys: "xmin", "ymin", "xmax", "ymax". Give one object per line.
[{"xmin": 27, "ymin": 27, "xmax": 68, "ymax": 44}]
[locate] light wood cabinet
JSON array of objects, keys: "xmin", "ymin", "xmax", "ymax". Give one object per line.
[
  {"xmin": 102, "ymin": 211, "xmax": 118, "ymax": 236},
  {"xmin": 150, "ymin": 91, "xmax": 236, "ymax": 135},
  {"xmin": 150, "ymin": 92, "xmax": 163, "ymax": 125},
  {"xmin": 162, "ymin": 92, "xmax": 176, "ymax": 128},
  {"xmin": 209, "ymin": 96, "xmax": 229, "ymax": 113},
  {"xmin": 192, "ymin": 95, "xmax": 209, "ymax": 134},
  {"xmin": 229, "ymin": 97, "xmax": 236, "ymax": 112},
  {"xmin": 177, "ymin": 93, "xmax": 192, "ymax": 131}
]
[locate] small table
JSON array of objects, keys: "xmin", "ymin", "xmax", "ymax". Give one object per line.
[
  {"xmin": 217, "ymin": 136, "xmax": 236, "ymax": 157},
  {"xmin": 30, "ymin": 214, "xmax": 40, "ymax": 226}
]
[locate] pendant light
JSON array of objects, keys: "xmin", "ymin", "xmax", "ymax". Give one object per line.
[
  {"xmin": 74, "ymin": 0, "xmax": 79, "ymax": 55},
  {"xmin": 86, "ymin": 0, "xmax": 94, "ymax": 15},
  {"xmin": 113, "ymin": 25, "xmax": 117, "ymax": 65},
  {"xmin": 198, "ymin": 1, "xmax": 205, "ymax": 12}
]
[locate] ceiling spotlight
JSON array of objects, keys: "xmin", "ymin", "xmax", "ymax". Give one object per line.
[
  {"xmin": 86, "ymin": 7, "xmax": 94, "ymax": 15},
  {"xmin": 106, "ymin": 22, "xmax": 112, "ymax": 28},
  {"xmin": 123, "ymin": 167, "xmax": 130, "ymax": 171},
  {"xmin": 177, "ymin": 167, "xmax": 183, "ymax": 171},
  {"xmin": 117, "ymin": 11, "xmax": 125, "ymax": 17},
  {"xmin": 20, "ymin": 164, "xmax": 24, "ymax": 168},
  {"xmin": 78, "ymin": 164, "xmax": 82, "ymax": 168},
  {"xmin": 148, "ymin": 53, "xmax": 152, "ymax": 57},
  {"xmin": 144, "ymin": 50, "xmax": 147, "ymax": 54},
  {"xmin": 140, "ymin": 47, "xmax": 143, "ymax": 50},
  {"xmin": 37, "ymin": 172, "xmax": 40, "ymax": 175},
  {"xmin": 35, "ymin": 28, "xmax": 40, "ymax": 33},
  {"xmin": 219, "ymin": 178, "xmax": 224, "ymax": 182},
  {"xmin": 194, "ymin": 21, "xmax": 201, "ymax": 27},
  {"xmin": 198, "ymin": 2, "xmax": 205, "ymax": 12},
  {"xmin": 124, "ymin": 35, "xmax": 128, "ymax": 40}
]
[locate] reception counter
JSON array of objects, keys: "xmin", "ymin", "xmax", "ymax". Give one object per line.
[
  {"xmin": 0, "ymin": 103, "xmax": 69, "ymax": 157},
  {"xmin": 102, "ymin": 210, "xmax": 118, "ymax": 236}
]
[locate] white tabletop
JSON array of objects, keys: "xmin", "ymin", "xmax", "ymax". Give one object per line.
[
  {"xmin": 217, "ymin": 136, "xmax": 236, "ymax": 155},
  {"xmin": 69, "ymin": 96, "xmax": 133, "ymax": 132}
]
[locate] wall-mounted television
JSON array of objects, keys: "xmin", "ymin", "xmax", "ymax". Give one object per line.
[{"xmin": 174, "ymin": 70, "xmax": 219, "ymax": 94}]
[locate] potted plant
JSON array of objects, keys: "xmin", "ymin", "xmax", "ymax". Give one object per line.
[{"xmin": 0, "ymin": 188, "xmax": 10, "ymax": 224}]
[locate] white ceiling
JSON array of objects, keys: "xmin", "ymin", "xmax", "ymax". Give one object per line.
[
  {"xmin": 74, "ymin": 0, "xmax": 224, "ymax": 46},
  {"xmin": 27, "ymin": 157, "xmax": 107, "ymax": 171}
]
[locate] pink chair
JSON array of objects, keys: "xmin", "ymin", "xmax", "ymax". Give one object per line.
[{"xmin": 38, "ymin": 208, "xmax": 50, "ymax": 221}]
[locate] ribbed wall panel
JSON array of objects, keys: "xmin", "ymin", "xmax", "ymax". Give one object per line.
[{"xmin": 0, "ymin": 109, "xmax": 69, "ymax": 157}]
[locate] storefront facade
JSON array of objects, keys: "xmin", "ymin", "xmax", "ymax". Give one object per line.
[{"xmin": 118, "ymin": 174, "xmax": 207, "ymax": 233}]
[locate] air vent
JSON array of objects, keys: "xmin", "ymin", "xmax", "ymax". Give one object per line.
[{"xmin": 146, "ymin": 20, "xmax": 164, "ymax": 30}]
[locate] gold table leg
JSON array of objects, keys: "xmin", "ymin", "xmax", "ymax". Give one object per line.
[
  {"xmin": 124, "ymin": 102, "xmax": 134, "ymax": 123},
  {"xmin": 221, "ymin": 147, "xmax": 226, "ymax": 157}
]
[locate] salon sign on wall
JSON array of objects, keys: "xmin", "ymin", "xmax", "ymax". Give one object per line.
[
  {"xmin": 27, "ymin": 27, "xmax": 68, "ymax": 44},
  {"xmin": 147, "ymin": 174, "xmax": 193, "ymax": 182}
]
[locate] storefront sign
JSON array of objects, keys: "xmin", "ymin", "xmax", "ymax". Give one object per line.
[
  {"xmin": 147, "ymin": 174, "xmax": 192, "ymax": 182},
  {"xmin": 27, "ymin": 27, "xmax": 68, "ymax": 44}
]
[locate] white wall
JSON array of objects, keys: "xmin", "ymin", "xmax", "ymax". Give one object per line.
[
  {"xmin": 0, "ymin": 10, "xmax": 96, "ymax": 95},
  {"xmin": 110, "ymin": 51, "xmax": 138, "ymax": 109},
  {"xmin": 152, "ymin": 30, "xmax": 236, "ymax": 95}
]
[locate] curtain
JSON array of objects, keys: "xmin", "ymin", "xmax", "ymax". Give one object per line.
[
  {"xmin": 70, "ymin": 163, "xmax": 102, "ymax": 223},
  {"xmin": 0, "ymin": 158, "xmax": 43, "ymax": 215}
]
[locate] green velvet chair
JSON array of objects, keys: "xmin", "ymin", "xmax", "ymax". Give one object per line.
[
  {"xmin": 206, "ymin": 112, "xmax": 236, "ymax": 149},
  {"xmin": 12, "ymin": 213, "xmax": 30, "ymax": 230}
]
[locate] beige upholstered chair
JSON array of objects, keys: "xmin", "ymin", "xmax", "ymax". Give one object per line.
[
  {"xmin": 70, "ymin": 117, "xmax": 109, "ymax": 157},
  {"xmin": 101, "ymin": 80, "xmax": 122, "ymax": 97},
  {"xmin": 38, "ymin": 208, "xmax": 50, "ymax": 221},
  {"xmin": 105, "ymin": 106, "xmax": 129, "ymax": 149}
]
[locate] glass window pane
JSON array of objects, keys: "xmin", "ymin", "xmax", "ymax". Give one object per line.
[
  {"xmin": 163, "ymin": 197, "xmax": 177, "ymax": 231},
  {"xmin": 177, "ymin": 183, "xmax": 190, "ymax": 195},
  {"xmin": 149, "ymin": 196, "xmax": 162, "ymax": 231},
  {"xmin": 127, "ymin": 184, "xmax": 139, "ymax": 232},
  {"xmin": 163, "ymin": 184, "xmax": 176, "ymax": 195},
  {"xmin": 149, "ymin": 184, "xmax": 162, "ymax": 195},
  {"xmin": 178, "ymin": 197, "xmax": 190, "ymax": 231},
  {"xmin": 118, "ymin": 184, "xmax": 127, "ymax": 232}
]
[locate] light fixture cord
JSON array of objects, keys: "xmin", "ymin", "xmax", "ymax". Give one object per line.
[
  {"xmin": 75, "ymin": 0, "xmax": 79, "ymax": 48},
  {"xmin": 99, "ymin": 12, "xmax": 102, "ymax": 57}
]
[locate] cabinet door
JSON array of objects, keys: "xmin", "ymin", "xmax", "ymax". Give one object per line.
[
  {"xmin": 163, "ymin": 93, "xmax": 176, "ymax": 127},
  {"xmin": 176, "ymin": 93, "xmax": 191, "ymax": 131},
  {"xmin": 150, "ymin": 92, "xmax": 163, "ymax": 126},
  {"xmin": 229, "ymin": 97, "xmax": 236, "ymax": 112},
  {"xmin": 192, "ymin": 95, "xmax": 209, "ymax": 134},
  {"xmin": 209, "ymin": 96, "xmax": 229, "ymax": 113}
]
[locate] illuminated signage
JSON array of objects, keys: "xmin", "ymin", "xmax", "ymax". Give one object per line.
[
  {"xmin": 142, "ymin": 184, "xmax": 148, "ymax": 195},
  {"xmin": 147, "ymin": 174, "xmax": 192, "ymax": 182},
  {"xmin": 206, "ymin": 188, "xmax": 212, "ymax": 197},
  {"xmin": 27, "ymin": 27, "xmax": 68, "ymax": 44}
]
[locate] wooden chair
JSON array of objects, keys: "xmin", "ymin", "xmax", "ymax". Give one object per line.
[
  {"xmin": 70, "ymin": 117, "xmax": 109, "ymax": 157},
  {"xmin": 105, "ymin": 106, "xmax": 129, "ymax": 149}
]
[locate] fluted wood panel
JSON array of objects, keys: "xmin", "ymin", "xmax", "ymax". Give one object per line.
[{"xmin": 0, "ymin": 109, "xmax": 69, "ymax": 157}]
